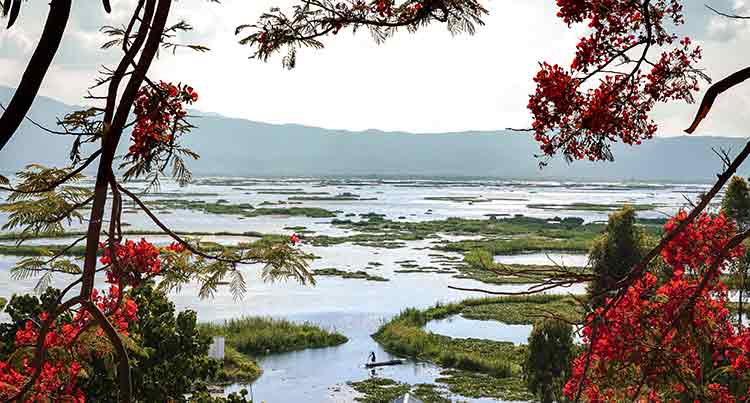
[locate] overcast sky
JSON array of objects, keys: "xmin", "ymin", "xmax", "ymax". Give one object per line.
[{"xmin": 1, "ymin": 0, "xmax": 749, "ymax": 136}]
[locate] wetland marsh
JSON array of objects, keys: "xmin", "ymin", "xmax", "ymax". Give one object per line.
[{"xmin": 0, "ymin": 177, "xmax": 709, "ymax": 402}]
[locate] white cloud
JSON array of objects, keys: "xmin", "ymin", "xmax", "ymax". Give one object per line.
[{"xmin": 1, "ymin": 0, "xmax": 749, "ymax": 137}]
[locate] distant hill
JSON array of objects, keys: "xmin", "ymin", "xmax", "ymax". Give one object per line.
[{"xmin": 0, "ymin": 85, "xmax": 747, "ymax": 183}]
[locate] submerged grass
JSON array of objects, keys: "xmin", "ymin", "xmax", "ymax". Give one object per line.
[
  {"xmin": 199, "ymin": 316, "xmax": 348, "ymax": 356},
  {"xmin": 436, "ymin": 369, "xmax": 533, "ymax": 401},
  {"xmin": 348, "ymin": 378, "xmax": 451, "ymax": 403}
]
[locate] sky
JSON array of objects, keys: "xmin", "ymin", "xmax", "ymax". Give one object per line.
[{"xmin": 0, "ymin": 0, "xmax": 749, "ymax": 136}]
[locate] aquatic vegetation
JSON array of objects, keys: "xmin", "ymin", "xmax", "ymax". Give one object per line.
[
  {"xmin": 141, "ymin": 192, "xmax": 221, "ymax": 198},
  {"xmin": 435, "ymin": 369, "xmax": 533, "ymax": 401},
  {"xmin": 0, "ymin": 229, "xmax": 266, "ymax": 242},
  {"xmin": 371, "ymin": 295, "xmax": 583, "ymax": 399},
  {"xmin": 0, "ymin": 234, "xmax": 317, "ymax": 261},
  {"xmin": 424, "ymin": 196, "xmax": 528, "ymax": 204},
  {"xmin": 138, "ymin": 199, "xmax": 336, "ymax": 218},
  {"xmin": 314, "ymin": 268, "xmax": 389, "ymax": 282},
  {"xmin": 199, "ymin": 316, "xmax": 348, "ymax": 356},
  {"xmin": 309, "ymin": 234, "xmax": 419, "ymax": 248},
  {"xmin": 374, "ymin": 305, "xmax": 519, "ymax": 374},
  {"xmin": 290, "ymin": 192, "xmax": 377, "ymax": 201},
  {"xmin": 213, "ymin": 346, "xmax": 263, "ymax": 384},
  {"xmin": 438, "ymin": 236, "xmax": 592, "ymax": 255},
  {"xmin": 458, "ymin": 295, "xmax": 582, "ymax": 325},
  {"xmin": 527, "ymin": 202, "xmax": 660, "ymax": 212},
  {"xmin": 424, "ymin": 196, "xmax": 492, "ymax": 203},
  {"xmin": 348, "ymin": 378, "xmax": 451, "ymax": 403},
  {"xmin": 256, "ymin": 190, "xmax": 329, "ymax": 195},
  {"xmin": 456, "ymin": 248, "xmax": 588, "ymax": 285},
  {"xmin": 454, "ymin": 262, "xmax": 582, "ymax": 284},
  {"xmin": 394, "ymin": 265, "xmax": 454, "ymax": 274}
]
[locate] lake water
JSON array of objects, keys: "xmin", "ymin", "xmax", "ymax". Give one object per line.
[
  {"xmin": 424, "ymin": 315, "xmax": 533, "ymax": 344},
  {"xmin": 0, "ymin": 177, "xmax": 708, "ymax": 401}
]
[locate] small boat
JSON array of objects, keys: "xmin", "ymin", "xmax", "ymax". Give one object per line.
[{"xmin": 365, "ymin": 359, "xmax": 404, "ymax": 368}]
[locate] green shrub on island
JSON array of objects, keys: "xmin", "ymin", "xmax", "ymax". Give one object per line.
[
  {"xmin": 371, "ymin": 296, "xmax": 581, "ymax": 400},
  {"xmin": 199, "ymin": 316, "xmax": 348, "ymax": 356},
  {"xmin": 524, "ymin": 318, "xmax": 575, "ymax": 403}
]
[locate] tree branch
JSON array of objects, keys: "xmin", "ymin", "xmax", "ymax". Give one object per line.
[{"xmin": 0, "ymin": 0, "xmax": 72, "ymax": 151}]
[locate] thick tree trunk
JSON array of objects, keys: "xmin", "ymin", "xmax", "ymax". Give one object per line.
[{"xmin": 0, "ymin": 0, "xmax": 72, "ymax": 151}]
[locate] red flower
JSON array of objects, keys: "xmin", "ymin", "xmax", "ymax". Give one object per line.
[
  {"xmin": 127, "ymin": 82, "xmax": 198, "ymax": 163},
  {"xmin": 100, "ymin": 238, "xmax": 162, "ymax": 287},
  {"xmin": 565, "ymin": 210, "xmax": 747, "ymax": 401},
  {"xmin": 530, "ymin": 0, "xmax": 702, "ymax": 162}
]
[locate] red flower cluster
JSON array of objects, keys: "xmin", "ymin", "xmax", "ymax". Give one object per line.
[
  {"xmin": 100, "ymin": 238, "xmax": 162, "ymax": 287},
  {"xmin": 128, "ymin": 81, "xmax": 198, "ymax": 162},
  {"xmin": 530, "ymin": 0, "xmax": 702, "ymax": 161},
  {"xmin": 662, "ymin": 211, "xmax": 742, "ymax": 277},
  {"xmin": 565, "ymin": 212, "xmax": 749, "ymax": 401},
  {"xmin": 165, "ymin": 241, "xmax": 187, "ymax": 253},
  {"xmin": 1, "ymin": 284, "xmax": 138, "ymax": 402},
  {"xmin": 0, "ymin": 359, "xmax": 84, "ymax": 402},
  {"xmin": 374, "ymin": 0, "xmax": 393, "ymax": 16}
]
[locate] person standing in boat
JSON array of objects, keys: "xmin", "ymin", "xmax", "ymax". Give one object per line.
[{"xmin": 368, "ymin": 351, "xmax": 376, "ymax": 364}]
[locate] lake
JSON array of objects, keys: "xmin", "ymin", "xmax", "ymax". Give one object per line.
[{"xmin": 0, "ymin": 177, "xmax": 706, "ymax": 401}]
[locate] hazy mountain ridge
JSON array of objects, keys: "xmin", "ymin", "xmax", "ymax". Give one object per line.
[{"xmin": 1, "ymin": 86, "xmax": 746, "ymax": 183}]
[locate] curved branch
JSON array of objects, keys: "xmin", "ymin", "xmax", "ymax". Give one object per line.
[
  {"xmin": 6, "ymin": 0, "xmax": 20, "ymax": 28},
  {"xmin": 3, "ymin": 296, "xmax": 82, "ymax": 402},
  {"xmin": 706, "ymin": 4, "xmax": 750, "ymax": 20},
  {"xmin": 82, "ymin": 301, "xmax": 131, "ymax": 403},
  {"xmin": 0, "ymin": 0, "xmax": 72, "ymax": 151},
  {"xmin": 609, "ymin": 140, "xmax": 750, "ymax": 291},
  {"xmin": 685, "ymin": 65, "xmax": 750, "ymax": 133},
  {"xmin": 80, "ymin": 0, "xmax": 171, "ymax": 299},
  {"xmin": 103, "ymin": 0, "xmax": 151, "ymax": 125},
  {"xmin": 117, "ymin": 183, "xmax": 275, "ymax": 265}
]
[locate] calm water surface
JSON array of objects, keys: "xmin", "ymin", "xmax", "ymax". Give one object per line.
[{"xmin": 0, "ymin": 177, "xmax": 706, "ymax": 402}]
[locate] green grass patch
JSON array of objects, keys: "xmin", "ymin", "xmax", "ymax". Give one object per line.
[
  {"xmin": 436, "ymin": 369, "xmax": 533, "ymax": 401},
  {"xmin": 290, "ymin": 192, "xmax": 376, "ymax": 201},
  {"xmin": 453, "ymin": 263, "xmax": 583, "ymax": 285},
  {"xmin": 371, "ymin": 295, "xmax": 582, "ymax": 400},
  {"xmin": 314, "ymin": 268, "xmax": 389, "ymax": 282},
  {"xmin": 0, "ymin": 234, "xmax": 299, "ymax": 259},
  {"xmin": 527, "ymin": 202, "xmax": 660, "ymax": 212},
  {"xmin": 348, "ymin": 378, "xmax": 451, "ymax": 403},
  {"xmin": 257, "ymin": 190, "xmax": 329, "ymax": 195},
  {"xmin": 138, "ymin": 199, "xmax": 336, "ymax": 218},
  {"xmin": 394, "ymin": 265, "xmax": 454, "ymax": 274},
  {"xmin": 199, "ymin": 316, "xmax": 348, "ymax": 356},
  {"xmin": 0, "ymin": 229, "xmax": 267, "ymax": 242},
  {"xmin": 213, "ymin": 345, "xmax": 263, "ymax": 384}
]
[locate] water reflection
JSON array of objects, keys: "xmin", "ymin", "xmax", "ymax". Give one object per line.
[{"xmin": 425, "ymin": 315, "xmax": 533, "ymax": 344}]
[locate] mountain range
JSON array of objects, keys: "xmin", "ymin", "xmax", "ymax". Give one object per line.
[{"xmin": 1, "ymin": 85, "xmax": 747, "ymax": 183}]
